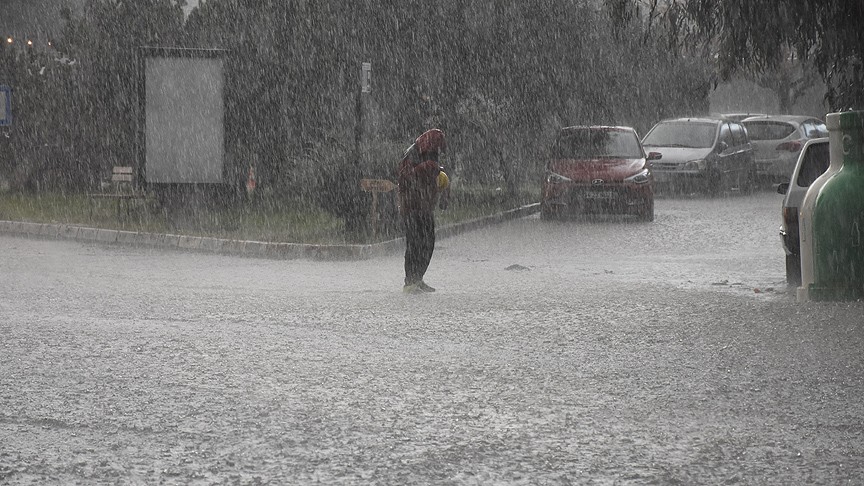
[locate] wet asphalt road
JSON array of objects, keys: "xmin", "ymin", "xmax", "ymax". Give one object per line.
[{"xmin": 2, "ymin": 189, "xmax": 864, "ymax": 485}]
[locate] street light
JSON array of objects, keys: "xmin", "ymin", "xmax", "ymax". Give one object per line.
[{"xmin": 25, "ymin": 39, "xmax": 34, "ymax": 61}]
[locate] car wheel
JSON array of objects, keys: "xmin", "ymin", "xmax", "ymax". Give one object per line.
[
  {"xmin": 636, "ymin": 199, "xmax": 654, "ymax": 222},
  {"xmin": 741, "ymin": 166, "xmax": 758, "ymax": 194},
  {"xmin": 540, "ymin": 205, "xmax": 555, "ymax": 221},
  {"xmin": 785, "ymin": 254, "xmax": 802, "ymax": 287},
  {"xmin": 705, "ymin": 169, "xmax": 723, "ymax": 196}
]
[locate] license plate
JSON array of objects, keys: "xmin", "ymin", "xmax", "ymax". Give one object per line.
[{"xmin": 584, "ymin": 191, "xmax": 613, "ymax": 200}]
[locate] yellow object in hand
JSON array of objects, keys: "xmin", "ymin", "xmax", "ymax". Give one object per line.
[{"xmin": 437, "ymin": 171, "xmax": 450, "ymax": 190}]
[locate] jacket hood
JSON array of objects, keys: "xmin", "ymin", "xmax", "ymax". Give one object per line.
[{"xmin": 415, "ymin": 129, "xmax": 446, "ymax": 154}]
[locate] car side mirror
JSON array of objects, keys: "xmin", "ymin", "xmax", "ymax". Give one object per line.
[
  {"xmin": 776, "ymin": 182, "xmax": 790, "ymax": 195},
  {"xmin": 717, "ymin": 141, "xmax": 729, "ymax": 153},
  {"xmin": 647, "ymin": 151, "xmax": 662, "ymax": 161}
]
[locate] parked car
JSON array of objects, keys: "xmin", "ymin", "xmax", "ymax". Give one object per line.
[
  {"xmin": 742, "ymin": 115, "xmax": 828, "ymax": 183},
  {"xmin": 541, "ymin": 126, "xmax": 657, "ymax": 221},
  {"xmin": 776, "ymin": 138, "xmax": 830, "ymax": 286},
  {"xmin": 641, "ymin": 117, "xmax": 756, "ymax": 194}
]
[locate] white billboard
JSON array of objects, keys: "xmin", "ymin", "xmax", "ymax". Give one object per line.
[{"xmin": 142, "ymin": 51, "xmax": 225, "ymax": 184}]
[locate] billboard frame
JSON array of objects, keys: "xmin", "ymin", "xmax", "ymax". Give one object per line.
[{"xmin": 136, "ymin": 46, "xmax": 229, "ymax": 190}]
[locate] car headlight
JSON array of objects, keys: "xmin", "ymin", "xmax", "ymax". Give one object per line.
[
  {"xmin": 683, "ymin": 159, "xmax": 707, "ymax": 171},
  {"xmin": 546, "ymin": 171, "xmax": 572, "ymax": 183},
  {"xmin": 624, "ymin": 168, "xmax": 650, "ymax": 184}
]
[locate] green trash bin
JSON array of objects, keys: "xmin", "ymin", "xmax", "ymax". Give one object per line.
[
  {"xmin": 809, "ymin": 110, "xmax": 864, "ymax": 301},
  {"xmin": 797, "ymin": 113, "xmax": 844, "ymax": 301}
]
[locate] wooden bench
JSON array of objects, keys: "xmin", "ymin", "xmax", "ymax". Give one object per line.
[{"xmin": 89, "ymin": 166, "xmax": 146, "ymax": 220}]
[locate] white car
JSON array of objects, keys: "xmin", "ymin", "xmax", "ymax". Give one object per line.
[
  {"xmin": 742, "ymin": 115, "xmax": 827, "ymax": 183},
  {"xmin": 716, "ymin": 112, "xmax": 766, "ymax": 122},
  {"xmin": 776, "ymin": 138, "xmax": 829, "ymax": 286}
]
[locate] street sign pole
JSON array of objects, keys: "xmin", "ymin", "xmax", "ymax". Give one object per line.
[{"xmin": 351, "ymin": 62, "xmax": 372, "ymax": 234}]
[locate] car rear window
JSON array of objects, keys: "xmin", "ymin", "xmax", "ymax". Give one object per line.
[
  {"xmin": 554, "ymin": 130, "xmax": 643, "ymax": 159},
  {"xmin": 802, "ymin": 120, "xmax": 828, "ymax": 138},
  {"xmin": 642, "ymin": 122, "xmax": 716, "ymax": 149},
  {"xmin": 742, "ymin": 121, "xmax": 796, "ymax": 140}
]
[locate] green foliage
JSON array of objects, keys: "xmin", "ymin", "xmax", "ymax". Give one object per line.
[
  {"xmin": 453, "ymin": 90, "xmax": 512, "ymax": 185},
  {"xmin": 661, "ymin": 0, "xmax": 863, "ymax": 110},
  {"xmin": 0, "ymin": 191, "xmax": 347, "ymax": 243},
  {"xmin": 64, "ymin": 0, "xmax": 185, "ymax": 174},
  {"xmin": 281, "ymin": 138, "xmax": 355, "ymax": 215},
  {"xmin": 0, "ymin": 36, "xmax": 98, "ymax": 191},
  {"xmin": 438, "ymin": 184, "xmax": 539, "ymax": 226}
]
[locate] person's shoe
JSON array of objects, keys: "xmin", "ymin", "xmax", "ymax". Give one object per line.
[
  {"xmin": 403, "ymin": 283, "xmax": 422, "ymax": 293},
  {"xmin": 418, "ymin": 281, "xmax": 436, "ymax": 292}
]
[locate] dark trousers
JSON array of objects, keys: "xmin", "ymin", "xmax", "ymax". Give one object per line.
[{"xmin": 404, "ymin": 210, "xmax": 435, "ymax": 285}]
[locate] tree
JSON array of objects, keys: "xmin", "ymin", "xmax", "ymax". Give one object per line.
[
  {"xmin": 0, "ymin": 18, "xmax": 104, "ymax": 191},
  {"xmin": 748, "ymin": 51, "xmax": 820, "ymax": 114},
  {"xmin": 679, "ymin": 0, "xmax": 864, "ymax": 110},
  {"xmin": 57, "ymin": 0, "xmax": 185, "ymax": 184}
]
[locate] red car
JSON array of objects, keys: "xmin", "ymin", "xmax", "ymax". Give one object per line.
[{"xmin": 541, "ymin": 126, "xmax": 659, "ymax": 221}]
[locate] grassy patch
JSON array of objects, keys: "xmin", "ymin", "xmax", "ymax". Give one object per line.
[
  {"xmin": 0, "ymin": 185, "xmax": 539, "ymax": 244},
  {"xmin": 438, "ymin": 185, "xmax": 538, "ymax": 226}
]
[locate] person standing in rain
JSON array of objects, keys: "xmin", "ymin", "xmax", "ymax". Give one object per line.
[{"xmin": 397, "ymin": 128, "xmax": 449, "ymax": 293}]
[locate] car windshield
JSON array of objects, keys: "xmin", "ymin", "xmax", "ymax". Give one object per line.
[
  {"xmin": 743, "ymin": 121, "xmax": 796, "ymax": 141},
  {"xmin": 553, "ymin": 129, "xmax": 643, "ymax": 159},
  {"xmin": 642, "ymin": 121, "xmax": 716, "ymax": 148}
]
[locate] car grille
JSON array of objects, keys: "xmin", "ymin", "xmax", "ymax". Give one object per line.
[{"xmin": 651, "ymin": 162, "xmax": 681, "ymax": 171}]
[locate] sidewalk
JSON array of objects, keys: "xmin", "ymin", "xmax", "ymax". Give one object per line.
[{"xmin": 0, "ymin": 203, "xmax": 539, "ymax": 260}]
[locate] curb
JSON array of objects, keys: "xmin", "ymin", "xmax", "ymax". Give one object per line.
[{"xmin": 0, "ymin": 203, "xmax": 539, "ymax": 261}]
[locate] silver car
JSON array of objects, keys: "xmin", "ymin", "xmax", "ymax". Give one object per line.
[
  {"xmin": 642, "ymin": 117, "xmax": 756, "ymax": 195},
  {"xmin": 742, "ymin": 115, "xmax": 827, "ymax": 183}
]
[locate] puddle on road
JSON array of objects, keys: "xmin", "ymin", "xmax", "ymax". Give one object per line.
[{"xmin": 692, "ymin": 278, "xmax": 794, "ymax": 301}]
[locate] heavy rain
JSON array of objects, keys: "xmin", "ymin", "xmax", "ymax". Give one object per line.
[{"xmin": 2, "ymin": 1, "xmax": 864, "ymax": 484}]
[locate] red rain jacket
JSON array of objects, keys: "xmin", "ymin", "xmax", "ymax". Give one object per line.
[{"xmin": 397, "ymin": 129, "xmax": 445, "ymax": 215}]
